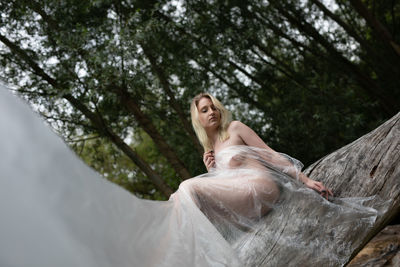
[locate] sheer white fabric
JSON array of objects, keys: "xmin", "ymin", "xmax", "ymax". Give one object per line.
[
  {"xmin": 0, "ymin": 85, "xmax": 240, "ymax": 267},
  {"xmin": 171, "ymin": 145, "xmax": 303, "ymax": 241},
  {"xmin": 0, "ymin": 84, "xmax": 385, "ymax": 266},
  {"xmin": 173, "ymin": 145, "xmax": 387, "ymax": 266}
]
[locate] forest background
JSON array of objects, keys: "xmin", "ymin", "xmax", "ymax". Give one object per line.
[{"xmin": 1, "ymin": 0, "xmax": 399, "ymax": 200}]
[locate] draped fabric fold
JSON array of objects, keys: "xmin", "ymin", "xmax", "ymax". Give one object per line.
[
  {"xmin": 0, "ymin": 85, "xmax": 386, "ymax": 266},
  {"xmin": 172, "ymin": 145, "xmax": 387, "ymax": 266}
]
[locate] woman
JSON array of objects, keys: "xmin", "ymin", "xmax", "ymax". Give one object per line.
[
  {"xmin": 175, "ymin": 93, "xmax": 333, "ymax": 227},
  {"xmin": 193, "ymin": 92, "xmax": 333, "ymax": 198},
  {"xmin": 170, "ymin": 93, "xmax": 383, "ymax": 266},
  {"xmin": 0, "ymin": 86, "xmax": 384, "ymax": 267}
]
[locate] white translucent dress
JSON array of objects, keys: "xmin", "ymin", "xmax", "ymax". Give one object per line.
[{"xmin": 0, "ymin": 84, "xmax": 385, "ymax": 267}]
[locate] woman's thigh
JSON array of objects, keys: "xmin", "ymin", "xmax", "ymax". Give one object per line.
[{"xmin": 179, "ymin": 174, "xmax": 280, "ymax": 219}]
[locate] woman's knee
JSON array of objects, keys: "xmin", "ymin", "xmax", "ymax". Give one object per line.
[{"xmin": 179, "ymin": 178, "xmax": 200, "ymax": 193}]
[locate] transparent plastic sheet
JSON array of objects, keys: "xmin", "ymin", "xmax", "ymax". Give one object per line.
[
  {"xmin": 174, "ymin": 145, "xmax": 389, "ymax": 266},
  {"xmin": 0, "ymin": 85, "xmax": 241, "ymax": 267},
  {"xmin": 0, "ymin": 84, "xmax": 388, "ymax": 267}
]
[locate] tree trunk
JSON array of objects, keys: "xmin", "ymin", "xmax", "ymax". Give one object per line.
[
  {"xmin": 194, "ymin": 59, "xmax": 266, "ymax": 113},
  {"xmin": 140, "ymin": 44, "xmax": 204, "ymax": 156},
  {"xmin": 0, "ymin": 34, "xmax": 174, "ymax": 197},
  {"xmin": 113, "ymin": 86, "xmax": 192, "ymax": 180},
  {"xmin": 273, "ymin": 3, "xmax": 398, "ymax": 116},
  {"xmin": 310, "ymin": 0, "xmax": 399, "ymax": 79},
  {"xmin": 310, "ymin": 0, "xmax": 370, "ymax": 53},
  {"xmin": 64, "ymin": 94, "xmax": 174, "ymax": 197},
  {"xmin": 349, "ymin": 0, "xmax": 400, "ymax": 59},
  {"xmin": 15, "ymin": 3, "xmax": 192, "ymax": 184},
  {"xmin": 347, "ymin": 224, "xmax": 400, "ymax": 266},
  {"xmin": 240, "ymin": 111, "xmax": 400, "ymax": 266}
]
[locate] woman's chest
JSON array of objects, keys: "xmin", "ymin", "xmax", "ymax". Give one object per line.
[{"xmin": 214, "ymin": 133, "xmax": 245, "ymax": 154}]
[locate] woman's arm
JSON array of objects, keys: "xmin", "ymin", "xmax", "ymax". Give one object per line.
[{"xmin": 231, "ymin": 121, "xmax": 333, "ymax": 199}]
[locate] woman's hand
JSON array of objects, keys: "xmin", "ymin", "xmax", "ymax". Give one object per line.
[
  {"xmin": 203, "ymin": 150, "xmax": 215, "ymax": 172},
  {"xmin": 303, "ymin": 177, "xmax": 333, "ymax": 200}
]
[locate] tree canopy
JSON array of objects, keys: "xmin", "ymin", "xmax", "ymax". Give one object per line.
[{"xmin": 1, "ymin": 0, "xmax": 399, "ymax": 199}]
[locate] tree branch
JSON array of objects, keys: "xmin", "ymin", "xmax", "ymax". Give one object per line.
[{"xmin": 0, "ymin": 33, "xmax": 174, "ymax": 197}]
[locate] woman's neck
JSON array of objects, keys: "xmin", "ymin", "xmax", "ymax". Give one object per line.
[{"xmin": 207, "ymin": 129, "xmax": 219, "ymax": 149}]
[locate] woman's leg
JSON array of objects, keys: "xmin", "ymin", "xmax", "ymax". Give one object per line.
[{"xmin": 178, "ymin": 174, "xmax": 280, "ymax": 221}]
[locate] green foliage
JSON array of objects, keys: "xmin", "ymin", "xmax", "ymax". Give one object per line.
[
  {"xmin": 1, "ymin": 0, "xmax": 399, "ymax": 199},
  {"xmin": 70, "ymin": 130, "xmax": 177, "ymax": 200}
]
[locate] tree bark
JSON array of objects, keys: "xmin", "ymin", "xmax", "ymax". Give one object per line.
[
  {"xmin": 140, "ymin": 44, "xmax": 204, "ymax": 156},
  {"xmin": 113, "ymin": 86, "xmax": 192, "ymax": 180},
  {"xmin": 347, "ymin": 224, "xmax": 400, "ymax": 266},
  {"xmin": 240, "ymin": 111, "xmax": 400, "ymax": 266},
  {"xmin": 64, "ymin": 93, "xmax": 174, "ymax": 197}
]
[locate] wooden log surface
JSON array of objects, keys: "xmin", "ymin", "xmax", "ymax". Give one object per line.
[
  {"xmin": 237, "ymin": 112, "xmax": 400, "ymax": 266},
  {"xmin": 347, "ymin": 224, "xmax": 400, "ymax": 266}
]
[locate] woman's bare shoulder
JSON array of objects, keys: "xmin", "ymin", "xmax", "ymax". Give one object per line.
[{"xmin": 227, "ymin": 120, "xmax": 246, "ymax": 132}]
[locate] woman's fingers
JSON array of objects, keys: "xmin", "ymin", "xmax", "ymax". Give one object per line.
[
  {"xmin": 307, "ymin": 179, "xmax": 334, "ymax": 199},
  {"xmin": 314, "ymin": 181, "xmax": 333, "ymax": 199},
  {"xmin": 313, "ymin": 182, "xmax": 322, "ymax": 190},
  {"xmin": 321, "ymin": 187, "xmax": 333, "ymax": 196},
  {"xmin": 205, "ymin": 157, "xmax": 210, "ymax": 166},
  {"xmin": 209, "ymin": 159, "xmax": 215, "ymax": 168},
  {"xmin": 208, "ymin": 156, "xmax": 215, "ymax": 165},
  {"xmin": 320, "ymin": 187, "xmax": 333, "ymax": 199},
  {"xmin": 316, "ymin": 184, "xmax": 324, "ymax": 192},
  {"xmin": 328, "ymin": 189, "xmax": 334, "ymax": 197},
  {"xmin": 204, "ymin": 150, "xmax": 214, "ymax": 156},
  {"xmin": 319, "ymin": 188, "xmax": 328, "ymax": 199},
  {"xmin": 203, "ymin": 152, "xmax": 215, "ymax": 171},
  {"xmin": 203, "ymin": 152, "xmax": 213, "ymax": 166},
  {"xmin": 208, "ymin": 160, "xmax": 215, "ymax": 169},
  {"xmin": 203, "ymin": 151, "xmax": 214, "ymax": 162}
]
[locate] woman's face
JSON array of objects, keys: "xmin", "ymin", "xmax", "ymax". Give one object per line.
[{"xmin": 197, "ymin": 97, "xmax": 221, "ymax": 130}]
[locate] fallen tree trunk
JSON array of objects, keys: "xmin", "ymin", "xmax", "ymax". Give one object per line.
[
  {"xmin": 239, "ymin": 111, "xmax": 400, "ymax": 266},
  {"xmin": 347, "ymin": 224, "xmax": 400, "ymax": 266}
]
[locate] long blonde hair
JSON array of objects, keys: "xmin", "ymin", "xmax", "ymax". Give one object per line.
[{"xmin": 190, "ymin": 93, "xmax": 232, "ymax": 152}]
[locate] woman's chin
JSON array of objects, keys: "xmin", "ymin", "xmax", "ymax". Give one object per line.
[
  {"xmin": 210, "ymin": 122, "xmax": 221, "ymax": 128},
  {"xmin": 203, "ymin": 121, "xmax": 220, "ymax": 130}
]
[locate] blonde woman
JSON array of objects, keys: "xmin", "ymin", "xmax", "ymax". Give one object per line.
[
  {"xmin": 169, "ymin": 92, "xmax": 336, "ymax": 239},
  {"xmin": 180, "ymin": 93, "xmax": 388, "ymax": 267},
  {"xmin": 191, "ymin": 92, "xmax": 333, "ymax": 199},
  {"xmin": 1, "ymin": 85, "xmax": 384, "ymax": 267}
]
